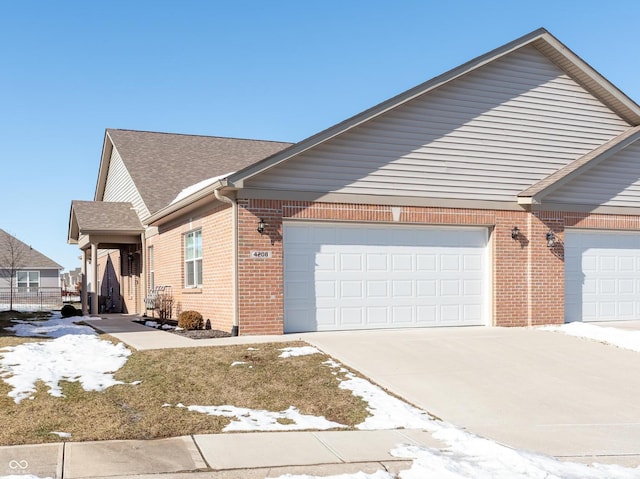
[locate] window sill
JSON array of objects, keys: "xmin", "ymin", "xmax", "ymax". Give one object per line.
[{"xmin": 182, "ymin": 288, "xmax": 202, "ymax": 294}]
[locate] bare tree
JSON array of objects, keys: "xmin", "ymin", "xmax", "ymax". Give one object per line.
[{"xmin": 0, "ymin": 230, "xmax": 28, "ymax": 311}]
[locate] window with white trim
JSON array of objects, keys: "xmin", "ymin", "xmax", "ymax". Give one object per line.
[
  {"xmin": 148, "ymin": 246, "xmax": 155, "ymax": 290},
  {"xmin": 17, "ymin": 271, "xmax": 40, "ymax": 291},
  {"xmin": 184, "ymin": 230, "xmax": 202, "ymax": 288}
]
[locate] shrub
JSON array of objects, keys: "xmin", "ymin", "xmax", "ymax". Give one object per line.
[
  {"xmin": 178, "ymin": 310, "xmax": 203, "ymax": 330},
  {"xmin": 61, "ymin": 304, "xmax": 81, "ymax": 318}
]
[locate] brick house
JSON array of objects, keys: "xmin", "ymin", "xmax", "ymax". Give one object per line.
[{"xmin": 68, "ymin": 28, "xmax": 640, "ymax": 334}]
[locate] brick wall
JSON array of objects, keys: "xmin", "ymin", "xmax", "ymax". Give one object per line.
[
  {"xmin": 150, "ymin": 198, "xmax": 640, "ymax": 335},
  {"xmin": 147, "ymin": 203, "xmax": 234, "ymax": 331},
  {"xmin": 236, "ymin": 200, "xmax": 640, "ymax": 334}
]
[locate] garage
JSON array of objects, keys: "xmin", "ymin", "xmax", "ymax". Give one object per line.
[
  {"xmin": 565, "ymin": 230, "xmax": 640, "ymax": 322},
  {"xmin": 283, "ymin": 222, "xmax": 489, "ymax": 332}
]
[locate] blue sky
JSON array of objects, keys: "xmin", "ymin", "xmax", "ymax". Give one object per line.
[{"xmin": 1, "ymin": 0, "xmax": 639, "ymax": 271}]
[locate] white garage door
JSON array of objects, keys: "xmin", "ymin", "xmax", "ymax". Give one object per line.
[
  {"xmin": 283, "ymin": 222, "xmax": 489, "ymax": 332},
  {"xmin": 565, "ymin": 230, "xmax": 640, "ymax": 322}
]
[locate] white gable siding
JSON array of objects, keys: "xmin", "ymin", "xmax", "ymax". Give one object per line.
[
  {"xmin": 546, "ymin": 140, "xmax": 640, "ymax": 207},
  {"xmin": 247, "ymin": 46, "xmax": 630, "ymax": 202},
  {"xmin": 103, "ymin": 147, "xmax": 150, "ymax": 219}
]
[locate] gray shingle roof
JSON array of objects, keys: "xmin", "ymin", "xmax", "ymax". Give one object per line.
[
  {"xmin": 71, "ymin": 201, "xmax": 144, "ymax": 232},
  {"xmin": 105, "ymin": 129, "xmax": 293, "ymax": 215},
  {"xmin": 0, "ymin": 229, "xmax": 62, "ymax": 269}
]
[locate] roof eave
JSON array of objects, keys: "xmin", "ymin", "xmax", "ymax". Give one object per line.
[{"xmin": 146, "ymin": 179, "xmax": 231, "ymax": 226}]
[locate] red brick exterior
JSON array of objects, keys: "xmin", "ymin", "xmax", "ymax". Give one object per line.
[
  {"xmin": 146, "ymin": 203, "xmax": 234, "ymax": 330},
  {"xmin": 106, "ymin": 198, "xmax": 640, "ymax": 335},
  {"xmin": 234, "ymin": 199, "xmax": 640, "ymax": 335}
]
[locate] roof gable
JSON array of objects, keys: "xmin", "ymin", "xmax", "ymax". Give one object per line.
[
  {"xmin": 0, "ymin": 229, "xmax": 62, "ymax": 270},
  {"xmin": 228, "ymin": 28, "xmax": 640, "ymax": 188},
  {"xmin": 68, "ymin": 201, "xmax": 144, "ymax": 243},
  {"xmin": 242, "ymin": 43, "xmax": 631, "ymax": 204},
  {"xmin": 95, "ymin": 130, "xmax": 292, "ymax": 216},
  {"xmin": 526, "ymin": 130, "xmax": 640, "ymax": 209}
]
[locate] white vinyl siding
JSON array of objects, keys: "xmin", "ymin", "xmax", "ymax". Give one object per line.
[
  {"xmin": 546, "ymin": 140, "xmax": 640, "ymax": 207},
  {"xmin": 248, "ymin": 46, "xmax": 629, "ymax": 202},
  {"xmin": 284, "ymin": 222, "xmax": 488, "ymax": 332},
  {"xmin": 103, "ymin": 147, "xmax": 150, "ymax": 219}
]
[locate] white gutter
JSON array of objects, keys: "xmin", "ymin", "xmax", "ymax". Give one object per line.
[{"xmin": 214, "ymin": 189, "xmax": 239, "ymax": 336}]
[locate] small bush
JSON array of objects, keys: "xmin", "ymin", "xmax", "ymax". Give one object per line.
[
  {"xmin": 61, "ymin": 304, "xmax": 81, "ymax": 318},
  {"xmin": 178, "ymin": 310, "xmax": 203, "ymax": 330}
]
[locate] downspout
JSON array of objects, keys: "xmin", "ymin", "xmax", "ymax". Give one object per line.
[{"xmin": 214, "ymin": 189, "xmax": 239, "ymax": 336}]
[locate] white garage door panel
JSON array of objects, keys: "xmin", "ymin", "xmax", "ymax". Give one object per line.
[
  {"xmin": 565, "ymin": 230, "xmax": 640, "ymax": 322},
  {"xmin": 284, "ymin": 222, "xmax": 488, "ymax": 332}
]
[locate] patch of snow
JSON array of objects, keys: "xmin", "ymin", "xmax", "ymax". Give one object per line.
[
  {"xmin": 170, "ymin": 172, "xmax": 235, "ymax": 205},
  {"xmin": 178, "ymin": 404, "xmax": 346, "ymax": 432},
  {"xmin": 5, "ymin": 312, "xmax": 96, "ymax": 338},
  {"xmin": 144, "ymin": 321, "xmax": 159, "ymax": 328},
  {"xmin": 391, "ymin": 436, "xmax": 640, "ymax": 479},
  {"xmin": 279, "ymin": 346, "xmax": 321, "ymax": 358},
  {"xmin": 0, "ymin": 335, "xmax": 134, "ymax": 403},
  {"xmin": 230, "ymin": 361, "xmax": 246, "ymax": 367},
  {"xmin": 50, "ymin": 431, "xmax": 71, "ymax": 438},
  {"xmin": 247, "ymin": 347, "xmax": 259, "ymax": 351},
  {"xmin": 161, "ymin": 324, "xmax": 175, "ymax": 330},
  {"xmin": 540, "ymin": 322, "xmax": 640, "ymax": 352}
]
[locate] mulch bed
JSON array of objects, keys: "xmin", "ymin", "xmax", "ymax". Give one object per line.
[{"xmin": 136, "ymin": 319, "xmax": 232, "ymax": 339}]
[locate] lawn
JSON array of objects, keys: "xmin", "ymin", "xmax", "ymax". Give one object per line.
[{"xmin": 0, "ymin": 334, "xmax": 370, "ymax": 446}]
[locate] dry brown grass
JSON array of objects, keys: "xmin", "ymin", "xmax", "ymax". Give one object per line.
[
  {"xmin": 0, "ymin": 311, "xmax": 52, "ymax": 337},
  {"xmin": 0, "ymin": 338, "xmax": 369, "ymax": 446}
]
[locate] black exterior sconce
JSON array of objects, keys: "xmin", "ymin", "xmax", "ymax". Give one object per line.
[
  {"xmin": 546, "ymin": 231, "xmax": 556, "ymax": 247},
  {"xmin": 511, "ymin": 226, "xmax": 520, "ymax": 240},
  {"xmin": 257, "ymin": 218, "xmax": 267, "ymax": 235}
]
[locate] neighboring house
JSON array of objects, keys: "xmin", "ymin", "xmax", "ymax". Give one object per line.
[
  {"xmin": 0, "ymin": 229, "xmax": 63, "ymax": 310},
  {"xmin": 68, "ymin": 28, "xmax": 640, "ymax": 334},
  {"xmin": 61, "ymin": 267, "xmax": 82, "ymax": 293}
]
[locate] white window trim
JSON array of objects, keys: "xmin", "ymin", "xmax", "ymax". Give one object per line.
[
  {"xmin": 184, "ymin": 229, "xmax": 203, "ymax": 288},
  {"xmin": 17, "ymin": 271, "xmax": 40, "ymax": 291}
]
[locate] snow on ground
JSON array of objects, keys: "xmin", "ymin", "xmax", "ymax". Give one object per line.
[
  {"xmin": 279, "ymin": 346, "xmax": 321, "ymax": 358},
  {"xmin": 230, "ymin": 361, "xmax": 246, "ymax": 366},
  {"xmin": 540, "ymin": 322, "xmax": 640, "ymax": 352},
  {"xmin": 176, "ymin": 404, "xmax": 345, "ymax": 432},
  {"xmin": 0, "ymin": 335, "xmax": 134, "ymax": 403},
  {"xmin": 4, "ymin": 312, "xmax": 97, "ymax": 338},
  {"xmin": 176, "ymin": 351, "xmax": 640, "ymax": 479},
  {"xmin": 50, "ymin": 431, "xmax": 71, "ymax": 438}
]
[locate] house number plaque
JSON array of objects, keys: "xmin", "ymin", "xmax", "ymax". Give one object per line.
[{"xmin": 251, "ymin": 251, "xmax": 272, "ymax": 259}]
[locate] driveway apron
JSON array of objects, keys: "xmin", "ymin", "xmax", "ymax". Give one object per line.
[{"xmin": 298, "ymin": 326, "xmax": 640, "ymax": 462}]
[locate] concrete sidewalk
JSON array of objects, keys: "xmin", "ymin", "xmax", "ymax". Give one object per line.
[
  {"xmin": 0, "ymin": 430, "xmax": 443, "ymax": 479},
  {"xmin": 90, "ymin": 315, "xmax": 295, "ymax": 350}
]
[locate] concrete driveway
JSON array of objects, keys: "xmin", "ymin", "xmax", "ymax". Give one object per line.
[{"xmin": 298, "ymin": 325, "xmax": 640, "ymax": 465}]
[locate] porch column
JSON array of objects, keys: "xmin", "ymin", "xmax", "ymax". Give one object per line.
[
  {"xmin": 81, "ymin": 249, "xmax": 88, "ymax": 315},
  {"xmin": 90, "ymin": 243, "xmax": 98, "ymax": 315}
]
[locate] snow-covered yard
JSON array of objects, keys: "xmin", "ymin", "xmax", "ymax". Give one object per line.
[{"xmin": 1, "ymin": 319, "xmax": 640, "ymax": 478}]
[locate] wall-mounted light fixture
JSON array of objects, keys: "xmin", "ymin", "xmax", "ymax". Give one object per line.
[
  {"xmin": 546, "ymin": 231, "xmax": 556, "ymax": 247},
  {"xmin": 511, "ymin": 226, "xmax": 520, "ymax": 240},
  {"xmin": 257, "ymin": 218, "xmax": 267, "ymax": 235}
]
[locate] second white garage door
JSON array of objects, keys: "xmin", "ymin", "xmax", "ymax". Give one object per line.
[
  {"xmin": 565, "ymin": 230, "xmax": 640, "ymax": 322},
  {"xmin": 283, "ymin": 222, "xmax": 489, "ymax": 332}
]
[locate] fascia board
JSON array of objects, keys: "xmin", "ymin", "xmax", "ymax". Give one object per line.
[
  {"xmin": 145, "ymin": 179, "xmax": 230, "ymax": 226},
  {"xmin": 94, "ymin": 130, "xmax": 114, "ymax": 201}
]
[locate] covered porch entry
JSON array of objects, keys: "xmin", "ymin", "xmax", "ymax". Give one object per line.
[{"xmin": 68, "ymin": 201, "xmax": 145, "ymax": 315}]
